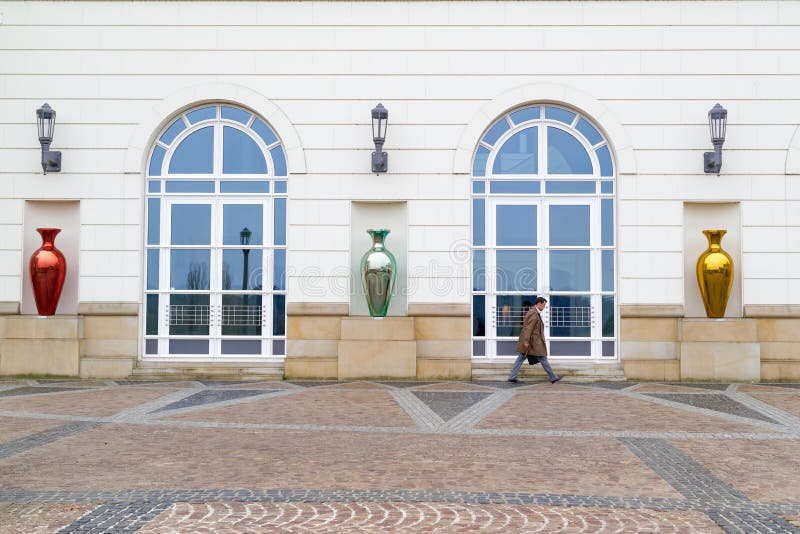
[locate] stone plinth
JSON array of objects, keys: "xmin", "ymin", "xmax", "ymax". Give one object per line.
[
  {"xmin": 338, "ymin": 317, "xmax": 416, "ymax": 379},
  {"xmin": 0, "ymin": 316, "xmax": 80, "ymax": 376},
  {"xmin": 680, "ymin": 319, "xmax": 760, "ymax": 382}
]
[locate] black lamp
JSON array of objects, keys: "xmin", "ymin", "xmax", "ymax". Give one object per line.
[
  {"xmin": 240, "ymin": 227, "xmax": 252, "ymax": 291},
  {"xmin": 35, "ymin": 103, "xmax": 61, "ymax": 174},
  {"xmin": 703, "ymin": 103, "xmax": 727, "ymax": 175},
  {"xmin": 371, "ymin": 103, "xmax": 388, "ymax": 174}
]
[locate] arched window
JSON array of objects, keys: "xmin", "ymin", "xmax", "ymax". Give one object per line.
[
  {"xmin": 471, "ymin": 105, "xmax": 616, "ymax": 360},
  {"xmin": 144, "ymin": 104, "xmax": 287, "ymax": 359}
]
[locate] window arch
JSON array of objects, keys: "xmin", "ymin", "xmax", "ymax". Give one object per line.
[
  {"xmin": 144, "ymin": 104, "xmax": 287, "ymax": 360},
  {"xmin": 471, "ymin": 104, "xmax": 616, "ymax": 360}
]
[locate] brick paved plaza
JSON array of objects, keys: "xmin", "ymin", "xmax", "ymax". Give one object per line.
[{"xmin": 1, "ymin": 379, "xmax": 799, "ymax": 533}]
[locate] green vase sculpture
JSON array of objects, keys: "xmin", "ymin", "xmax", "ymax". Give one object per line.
[{"xmin": 360, "ymin": 229, "xmax": 396, "ymax": 317}]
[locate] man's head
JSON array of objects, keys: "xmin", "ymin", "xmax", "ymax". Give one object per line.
[{"xmin": 535, "ymin": 296, "xmax": 548, "ymax": 311}]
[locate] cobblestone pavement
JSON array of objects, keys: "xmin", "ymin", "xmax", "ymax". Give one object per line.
[{"xmin": 0, "ymin": 379, "xmax": 799, "ymax": 532}]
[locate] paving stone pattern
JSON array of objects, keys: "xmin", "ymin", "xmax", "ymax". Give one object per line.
[
  {"xmin": 643, "ymin": 392, "xmax": 780, "ymax": 423},
  {"xmin": 0, "ymin": 379, "xmax": 799, "ymax": 533}
]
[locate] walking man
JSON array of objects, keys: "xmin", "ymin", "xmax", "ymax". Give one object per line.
[{"xmin": 508, "ymin": 296, "xmax": 561, "ymax": 384}]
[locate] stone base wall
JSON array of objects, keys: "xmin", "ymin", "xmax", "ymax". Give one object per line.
[
  {"xmin": 284, "ymin": 303, "xmax": 472, "ymax": 380},
  {"xmin": 0, "ymin": 303, "xmax": 138, "ymax": 379},
  {"xmin": 621, "ymin": 307, "xmax": 800, "ymax": 382}
]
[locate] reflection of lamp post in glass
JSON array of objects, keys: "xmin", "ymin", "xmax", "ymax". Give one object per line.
[{"xmin": 240, "ymin": 226, "xmax": 251, "ymax": 290}]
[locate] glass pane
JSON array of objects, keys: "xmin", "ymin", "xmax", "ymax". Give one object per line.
[
  {"xmin": 186, "ymin": 106, "xmax": 216, "ymax": 124},
  {"xmin": 148, "ymin": 180, "xmax": 161, "ymax": 193},
  {"xmin": 274, "ymin": 198, "xmax": 286, "ymax": 246},
  {"xmin": 496, "ymin": 295, "xmax": 538, "ymax": 338},
  {"xmin": 509, "ymin": 106, "xmax": 539, "ymax": 125},
  {"xmin": 482, "ymin": 118, "xmax": 510, "ymax": 146},
  {"xmin": 597, "ymin": 145, "xmax": 614, "ymax": 176},
  {"xmin": 472, "ymin": 199, "xmax": 485, "ymax": 246},
  {"xmin": 251, "ymin": 117, "xmax": 278, "ymax": 146},
  {"xmin": 145, "ymin": 339, "xmax": 158, "ymax": 354},
  {"xmin": 270, "ymin": 146, "xmax": 287, "ymax": 176},
  {"xmin": 146, "ymin": 294, "xmax": 159, "ymax": 336},
  {"xmin": 601, "ymin": 180, "xmax": 613, "ymax": 194},
  {"xmin": 149, "ymin": 146, "xmax": 166, "ymax": 176},
  {"xmin": 171, "ymin": 204, "xmax": 211, "ymax": 245},
  {"xmin": 222, "ymin": 249, "xmax": 263, "ymax": 291},
  {"xmin": 147, "ymin": 249, "xmax": 159, "ymax": 290},
  {"xmin": 602, "ymin": 295, "xmax": 615, "ymax": 337},
  {"xmin": 576, "ymin": 118, "xmax": 603, "ymax": 146},
  {"xmin": 548, "ymin": 127, "xmax": 592, "ymax": 174},
  {"xmin": 170, "ymin": 249, "xmax": 210, "ymax": 290},
  {"xmin": 472, "ymin": 146, "xmax": 489, "ymax": 177},
  {"xmin": 472, "ymin": 340, "xmax": 485, "ymax": 356},
  {"xmin": 549, "ymin": 205, "xmax": 590, "ymax": 246},
  {"xmin": 222, "ymin": 294, "xmax": 262, "ymax": 336},
  {"xmin": 490, "ymin": 181, "xmax": 540, "ymax": 194},
  {"xmin": 496, "ymin": 204, "xmax": 537, "ymax": 246},
  {"xmin": 165, "ymin": 180, "xmax": 215, "ymax": 193},
  {"xmin": 545, "ymin": 106, "xmax": 576, "ymax": 125},
  {"xmin": 472, "ymin": 295, "xmax": 485, "ymax": 336},
  {"xmin": 169, "ymin": 126, "xmax": 213, "ymax": 174},
  {"xmin": 273, "ymin": 340, "xmax": 285, "ymax": 356},
  {"xmin": 273, "ymin": 294, "xmax": 286, "ymax": 336},
  {"xmin": 221, "ymin": 106, "xmax": 252, "ymax": 124},
  {"xmin": 220, "ymin": 181, "xmax": 270, "ymax": 193},
  {"xmin": 549, "ymin": 295, "xmax": 591, "ymax": 337},
  {"xmin": 493, "ymin": 127, "xmax": 537, "ymax": 175},
  {"xmin": 496, "ymin": 250, "xmax": 537, "ymax": 291},
  {"xmin": 602, "ymin": 199, "xmax": 614, "ymax": 246},
  {"xmin": 496, "ymin": 341, "xmax": 518, "ymax": 356},
  {"xmin": 222, "ymin": 340, "xmax": 262, "ymax": 355},
  {"xmin": 274, "ymin": 249, "xmax": 286, "ymax": 290},
  {"xmin": 545, "ymin": 181, "xmax": 595, "ymax": 194},
  {"xmin": 159, "ymin": 118, "xmax": 186, "ymax": 145},
  {"xmin": 147, "ymin": 198, "xmax": 160, "ymax": 245},
  {"xmin": 602, "ymin": 250, "xmax": 614, "ymax": 291},
  {"xmin": 550, "ymin": 340, "xmax": 591, "ymax": 356},
  {"xmin": 603, "ymin": 340, "xmax": 615, "ymax": 357},
  {"xmin": 549, "ymin": 250, "xmax": 590, "ymax": 291},
  {"xmin": 473, "ymin": 249, "xmax": 485, "ymax": 291},
  {"xmin": 169, "ymin": 293, "xmax": 210, "ymax": 336},
  {"xmin": 472, "ymin": 181, "xmax": 485, "ymax": 194},
  {"xmin": 169, "ymin": 339, "xmax": 209, "ymax": 354},
  {"xmin": 223, "ymin": 204, "xmax": 263, "ymax": 246},
  {"xmin": 223, "ymin": 127, "xmax": 267, "ymax": 174},
  {"xmin": 274, "ymin": 180, "xmax": 287, "ymax": 193}
]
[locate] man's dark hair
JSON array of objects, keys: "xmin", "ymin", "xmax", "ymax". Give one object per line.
[{"xmin": 535, "ymin": 296, "xmax": 548, "ymax": 305}]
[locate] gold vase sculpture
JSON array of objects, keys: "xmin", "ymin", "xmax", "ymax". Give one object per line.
[{"xmin": 696, "ymin": 229, "xmax": 734, "ymax": 318}]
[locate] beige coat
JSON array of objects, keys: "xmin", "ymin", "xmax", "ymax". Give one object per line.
[{"xmin": 515, "ymin": 307, "xmax": 547, "ymax": 356}]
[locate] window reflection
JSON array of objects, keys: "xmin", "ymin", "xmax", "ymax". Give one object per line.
[
  {"xmin": 549, "ymin": 250, "xmax": 590, "ymax": 291},
  {"xmin": 493, "ymin": 127, "xmax": 538, "ymax": 174},
  {"xmin": 171, "ymin": 205, "xmax": 211, "ymax": 245},
  {"xmin": 169, "ymin": 127, "xmax": 214, "ymax": 174},
  {"xmin": 496, "ymin": 205, "xmax": 537, "ymax": 246},
  {"xmin": 547, "ymin": 127, "xmax": 592, "ymax": 174},
  {"xmin": 549, "ymin": 205, "xmax": 590, "ymax": 246}
]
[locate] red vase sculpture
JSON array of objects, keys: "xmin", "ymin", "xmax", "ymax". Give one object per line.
[{"xmin": 29, "ymin": 228, "xmax": 66, "ymax": 316}]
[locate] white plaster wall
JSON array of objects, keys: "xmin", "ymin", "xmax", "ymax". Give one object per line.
[{"xmin": 0, "ymin": 1, "xmax": 799, "ymax": 310}]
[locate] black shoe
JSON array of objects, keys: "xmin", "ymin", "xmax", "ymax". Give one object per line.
[
  {"xmin": 507, "ymin": 378, "xmax": 518, "ymax": 383},
  {"xmin": 550, "ymin": 376, "xmax": 562, "ymax": 384}
]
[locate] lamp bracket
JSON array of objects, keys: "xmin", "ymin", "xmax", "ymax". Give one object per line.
[
  {"xmin": 42, "ymin": 150, "xmax": 61, "ymax": 175},
  {"xmin": 703, "ymin": 150, "xmax": 721, "ymax": 175},
  {"xmin": 372, "ymin": 151, "xmax": 388, "ymax": 174}
]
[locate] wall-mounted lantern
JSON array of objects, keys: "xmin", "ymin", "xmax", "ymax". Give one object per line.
[
  {"xmin": 36, "ymin": 103, "xmax": 62, "ymax": 175},
  {"xmin": 371, "ymin": 103, "xmax": 389, "ymax": 174},
  {"xmin": 703, "ymin": 103, "xmax": 727, "ymax": 175}
]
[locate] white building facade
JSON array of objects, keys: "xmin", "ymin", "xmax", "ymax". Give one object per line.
[{"xmin": 1, "ymin": 1, "xmax": 799, "ymax": 381}]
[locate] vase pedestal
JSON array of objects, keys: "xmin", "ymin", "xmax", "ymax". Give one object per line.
[
  {"xmin": 0, "ymin": 316, "xmax": 80, "ymax": 376},
  {"xmin": 338, "ymin": 317, "xmax": 416, "ymax": 379},
  {"xmin": 679, "ymin": 318, "xmax": 760, "ymax": 382}
]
